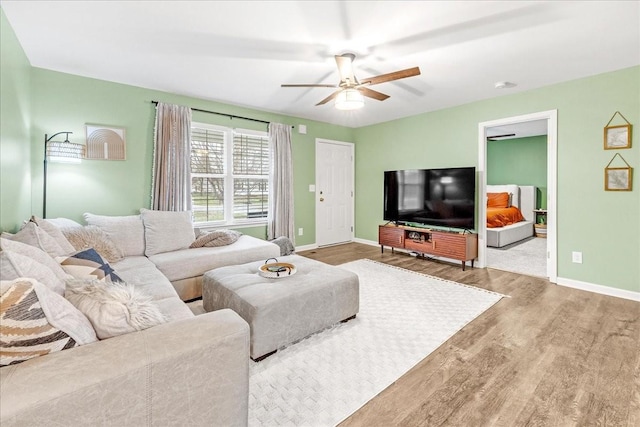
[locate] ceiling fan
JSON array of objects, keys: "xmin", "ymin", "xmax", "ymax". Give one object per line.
[{"xmin": 281, "ymin": 53, "xmax": 421, "ymax": 110}]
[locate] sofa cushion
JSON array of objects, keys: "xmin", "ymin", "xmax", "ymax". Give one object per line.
[
  {"xmin": 83, "ymin": 213, "xmax": 145, "ymax": 257},
  {"xmin": 111, "ymin": 257, "xmax": 180, "ymax": 301},
  {"xmin": 45, "ymin": 217, "xmax": 83, "ymax": 229},
  {"xmin": 29, "ymin": 216, "xmax": 76, "ymax": 254},
  {"xmin": 0, "ymin": 250, "xmax": 66, "ymax": 295},
  {"xmin": 140, "ymin": 209, "xmax": 195, "ymax": 256},
  {"xmin": 61, "ymin": 225, "xmax": 125, "ymax": 263},
  {"xmin": 0, "ymin": 278, "xmax": 98, "ymax": 366},
  {"xmin": 57, "ymin": 248, "xmax": 123, "ymax": 283},
  {"xmin": 153, "ymin": 296, "xmax": 196, "ymax": 322},
  {"xmin": 65, "ymin": 279, "xmax": 167, "ymax": 340},
  {"xmin": 148, "ymin": 235, "xmax": 280, "ymax": 282},
  {"xmin": 3, "ymin": 222, "xmax": 69, "ymax": 258},
  {"xmin": 0, "ymin": 238, "xmax": 70, "ymax": 284}
]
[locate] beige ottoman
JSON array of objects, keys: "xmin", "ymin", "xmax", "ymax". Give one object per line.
[{"xmin": 202, "ymin": 255, "xmax": 359, "ymax": 361}]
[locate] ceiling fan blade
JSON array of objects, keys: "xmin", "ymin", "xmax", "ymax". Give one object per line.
[
  {"xmin": 281, "ymin": 84, "xmax": 337, "ymax": 88},
  {"xmin": 315, "ymin": 90, "xmax": 342, "ymax": 106},
  {"xmin": 359, "ymin": 87, "xmax": 390, "ymax": 101},
  {"xmin": 360, "ymin": 67, "xmax": 421, "ymax": 86},
  {"xmin": 335, "ymin": 53, "xmax": 356, "ymax": 85}
]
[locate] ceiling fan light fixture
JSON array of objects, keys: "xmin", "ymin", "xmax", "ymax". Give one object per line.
[
  {"xmin": 495, "ymin": 81, "xmax": 517, "ymax": 89},
  {"xmin": 335, "ymin": 89, "xmax": 364, "ymax": 110}
]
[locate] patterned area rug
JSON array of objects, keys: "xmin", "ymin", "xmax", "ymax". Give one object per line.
[{"xmin": 248, "ymin": 259, "xmax": 505, "ymax": 426}]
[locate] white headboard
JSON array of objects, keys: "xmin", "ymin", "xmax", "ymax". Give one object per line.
[
  {"xmin": 518, "ymin": 186, "xmax": 536, "ymax": 222},
  {"xmin": 487, "ymin": 184, "xmax": 537, "ymax": 222}
]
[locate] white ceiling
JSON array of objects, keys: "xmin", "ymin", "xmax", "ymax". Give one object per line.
[{"xmin": 3, "ymin": 1, "xmax": 639, "ymax": 128}]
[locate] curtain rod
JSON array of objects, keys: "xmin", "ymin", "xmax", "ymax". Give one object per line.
[{"xmin": 151, "ymin": 100, "xmax": 293, "ymax": 128}]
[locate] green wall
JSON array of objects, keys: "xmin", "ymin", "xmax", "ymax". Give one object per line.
[
  {"xmin": 28, "ymin": 68, "xmax": 353, "ymax": 245},
  {"xmin": 487, "ymin": 135, "xmax": 548, "ymax": 209},
  {"xmin": 354, "ymin": 66, "xmax": 639, "ymax": 293},
  {"xmin": 0, "ymin": 9, "xmax": 32, "ymax": 232}
]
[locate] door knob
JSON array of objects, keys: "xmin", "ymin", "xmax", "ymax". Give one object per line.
[{"xmin": 319, "ymin": 197, "xmax": 325, "ymax": 202}]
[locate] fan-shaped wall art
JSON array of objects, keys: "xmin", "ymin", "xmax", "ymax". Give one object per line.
[{"xmin": 85, "ymin": 124, "xmax": 126, "ymax": 160}]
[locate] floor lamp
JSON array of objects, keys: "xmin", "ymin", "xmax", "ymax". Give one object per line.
[{"xmin": 43, "ymin": 132, "xmax": 84, "ymax": 218}]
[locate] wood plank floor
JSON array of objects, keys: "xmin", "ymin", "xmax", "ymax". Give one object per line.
[{"xmin": 298, "ymin": 243, "xmax": 640, "ymax": 427}]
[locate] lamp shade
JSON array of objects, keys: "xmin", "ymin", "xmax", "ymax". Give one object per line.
[
  {"xmin": 47, "ymin": 140, "xmax": 85, "ymax": 163},
  {"xmin": 335, "ymin": 89, "xmax": 364, "ymax": 110}
]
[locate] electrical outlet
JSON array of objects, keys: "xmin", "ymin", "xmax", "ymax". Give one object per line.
[
  {"xmin": 298, "ymin": 228, "xmax": 304, "ymax": 236},
  {"xmin": 572, "ymin": 251, "xmax": 583, "ymax": 264}
]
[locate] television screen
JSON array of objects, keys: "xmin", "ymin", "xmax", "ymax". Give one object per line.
[{"xmin": 384, "ymin": 167, "xmax": 476, "ymax": 229}]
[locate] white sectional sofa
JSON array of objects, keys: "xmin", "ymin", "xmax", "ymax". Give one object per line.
[
  {"xmin": 0, "ymin": 210, "xmax": 281, "ymax": 426},
  {"xmin": 84, "ymin": 210, "xmax": 281, "ymax": 300}
]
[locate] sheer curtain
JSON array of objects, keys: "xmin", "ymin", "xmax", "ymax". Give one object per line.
[
  {"xmin": 151, "ymin": 102, "xmax": 192, "ymax": 211},
  {"xmin": 267, "ymin": 123, "xmax": 295, "ymax": 243}
]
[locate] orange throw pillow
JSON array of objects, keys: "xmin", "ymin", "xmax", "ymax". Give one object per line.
[{"xmin": 487, "ymin": 192, "xmax": 510, "ymax": 208}]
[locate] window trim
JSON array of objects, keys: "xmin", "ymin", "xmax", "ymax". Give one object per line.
[{"xmin": 191, "ymin": 122, "xmax": 270, "ymax": 228}]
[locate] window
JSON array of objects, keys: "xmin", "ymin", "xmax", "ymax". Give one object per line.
[{"xmin": 190, "ymin": 123, "xmax": 269, "ymax": 225}]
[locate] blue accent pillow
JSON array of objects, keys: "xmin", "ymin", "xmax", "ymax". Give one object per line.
[{"xmin": 58, "ymin": 248, "xmax": 123, "ymax": 283}]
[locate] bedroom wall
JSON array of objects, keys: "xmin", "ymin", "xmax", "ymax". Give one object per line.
[
  {"xmin": 487, "ymin": 135, "xmax": 548, "ymax": 209},
  {"xmin": 26, "ymin": 68, "xmax": 353, "ymax": 246},
  {"xmin": 354, "ymin": 66, "xmax": 639, "ymax": 294},
  {"xmin": 0, "ymin": 9, "xmax": 32, "ymax": 232}
]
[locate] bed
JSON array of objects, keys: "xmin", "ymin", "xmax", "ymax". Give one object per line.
[{"xmin": 486, "ymin": 185, "xmax": 536, "ymax": 248}]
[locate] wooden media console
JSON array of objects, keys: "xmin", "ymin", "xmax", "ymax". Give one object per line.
[{"xmin": 378, "ymin": 224, "xmax": 478, "ymax": 271}]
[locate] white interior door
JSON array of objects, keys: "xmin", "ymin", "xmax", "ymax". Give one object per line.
[{"xmin": 316, "ymin": 139, "xmax": 354, "ymax": 247}]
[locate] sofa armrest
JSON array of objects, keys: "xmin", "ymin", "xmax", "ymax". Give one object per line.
[{"xmin": 0, "ymin": 309, "xmax": 249, "ymax": 427}]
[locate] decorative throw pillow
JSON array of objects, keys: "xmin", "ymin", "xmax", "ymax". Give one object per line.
[
  {"xmin": 140, "ymin": 208, "xmax": 195, "ymax": 256},
  {"xmin": 6, "ymin": 222, "xmax": 68, "ymax": 258},
  {"xmin": 190, "ymin": 229, "xmax": 242, "ymax": 248},
  {"xmin": 57, "ymin": 248, "xmax": 123, "ymax": 283},
  {"xmin": 1, "ymin": 250, "xmax": 66, "ymax": 295},
  {"xmin": 0, "ymin": 237, "xmax": 70, "ymax": 284},
  {"xmin": 61, "ymin": 226, "xmax": 125, "ymax": 263},
  {"xmin": 487, "ymin": 192, "xmax": 510, "ymax": 208},
  {"xmin": 65, "ymin": 279, "xmax": 167, "ymax": 340},
  {"xmin": 1, "ymin": 278, "xmax": 98, "ymax": 366},
  {"xmin": 83, "ymin": 213, "xmax": 146, "ymax": 257},
  {"xmin": 29, "ymin": 215, "xmax": 76, "ymax": 254}
]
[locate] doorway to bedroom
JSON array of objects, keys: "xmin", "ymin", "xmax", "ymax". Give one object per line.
[{"xmin": 477, "ymin": 110, "xmax": 557, "ymax": 282}]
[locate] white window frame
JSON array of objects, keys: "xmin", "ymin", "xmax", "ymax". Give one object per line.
[{"xmin": 191, "ymin": 122, "xmax": 270, "ymax": 228}]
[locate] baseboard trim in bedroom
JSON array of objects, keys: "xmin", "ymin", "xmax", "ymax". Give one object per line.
[
  {"xmin": 556, "ymin": 277, "xmax": 640, "ymax": 302},
  {"xmin": 295, "ymin": 243, "xmax": 318, "ymax": 252}
]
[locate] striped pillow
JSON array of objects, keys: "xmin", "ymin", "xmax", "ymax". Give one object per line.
[{"xmin": 0, "ymin": 278, "xmax": 97, "ymax": 366}]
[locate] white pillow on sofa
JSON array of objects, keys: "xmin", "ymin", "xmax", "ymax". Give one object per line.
[
  {"xmin": 3, "ymin": 222, "xmax": 69, "ymax": 258},
  {"xmin": 84, "ymin": 213, "xmax": 145, "ymax": 257},
  {"xmin": 29, "ymin": 216, "xmax": 76, "ymax": 254},
  {"xmin": 140, "ymin": 209, "xmax": 195, "ymax": 256},
  {"xmin": 0, "ymin": 237, "xmax": 70, "ymax": 284},
  {"xmin": 65, "ymin": 279, "xmax": 167, "ymax": 340},
  {"xmin": 0, "ymin": 250, "xmax": 66, "ymax": 295}
]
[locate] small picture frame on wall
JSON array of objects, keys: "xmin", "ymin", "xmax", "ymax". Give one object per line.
[
  {"xmin": 604, "ymin": 124, "xmax": 631, "ymax": 149},
  {"xmin": 604, "ymin": 167, "xmax": 632, "ymax": 191},
  {"xmin": 85, "ymin": 124, "xmax": 126, "ymax": 160}
]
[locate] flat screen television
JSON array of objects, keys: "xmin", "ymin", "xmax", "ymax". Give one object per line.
[{"xmin": 383, "ymin": 167, "xmax": 476, "ymax": 230}]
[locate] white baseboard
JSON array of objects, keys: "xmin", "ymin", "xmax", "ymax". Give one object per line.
[
  {"xmin": 295, "ymin": 243, "xmax": 318, "ymax": 252},
  {"xmin": 354, "ymin": 238, "xmax": 377, "ymax": 246},
  {"xmin": 556, "ymin": 277, "xmax": 640, "ymax": 302}
]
